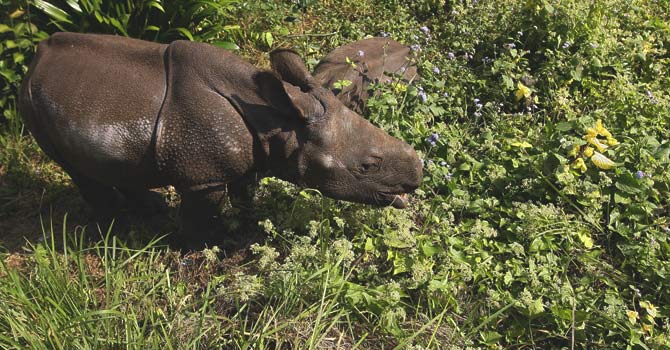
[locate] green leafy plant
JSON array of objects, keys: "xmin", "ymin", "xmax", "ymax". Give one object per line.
[
  {"xmin": 31, "ymin": 0, "xmax": 239, "ymax": 44},
  {"xmin": 0, "ymin": 1, "xmax": 47, "ymax": 126}
]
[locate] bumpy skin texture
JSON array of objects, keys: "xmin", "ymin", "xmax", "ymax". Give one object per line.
[
  {"xmin": 313, "ymin": 37, "xmax": 419, "ymax": 113},
  {"xmin": 19, "ymin": 32, "xmax": 423, "ymax": 239}
]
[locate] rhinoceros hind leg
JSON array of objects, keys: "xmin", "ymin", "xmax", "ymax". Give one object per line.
[
  {"xmin": 176, "ymin": 187, "xmax": 227, "ymax": 250},
  {"xmin": 67, "ymin": 170, "xmax": 124, "ymax": 219},
  {"xmin": 118, "ymin": 188, "xmax": 167, "ymax": 216}
]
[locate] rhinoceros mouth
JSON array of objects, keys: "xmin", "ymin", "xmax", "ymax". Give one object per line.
[{"xmin": 378, "ymin": 191, "xmax": 410, "ymax": 209}]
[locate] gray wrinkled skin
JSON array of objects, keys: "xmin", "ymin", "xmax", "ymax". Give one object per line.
[
  {"xmin": 313, "ymin": 37, "xmax": 419, "ymax": 113},
  {"xmin": 19, "ymin": 32, "xmax": 422, "ymax": 238}
]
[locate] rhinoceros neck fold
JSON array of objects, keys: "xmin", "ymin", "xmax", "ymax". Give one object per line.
[{"xmin": 221, "ymin": 92, "xmax": 304, "ymax": 184}]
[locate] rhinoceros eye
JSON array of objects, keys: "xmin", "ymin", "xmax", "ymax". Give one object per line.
[{"xmin": 359, "ymin": 156, "xmax": 382, "ymax": 174}]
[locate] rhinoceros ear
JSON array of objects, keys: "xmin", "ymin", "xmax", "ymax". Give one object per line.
[
  {"xmin": 269, "ymin": 49, "xmax": 315, "ymax": 90},
  {"xmin": 255, "ymin": 71, "xmax": 324, "ymax": 122}
]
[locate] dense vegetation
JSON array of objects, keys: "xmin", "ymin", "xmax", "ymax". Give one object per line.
[{"xmin": 1, "ymin": 0, "xmax": 669, "ymax": 348}]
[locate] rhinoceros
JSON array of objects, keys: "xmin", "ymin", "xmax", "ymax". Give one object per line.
[
  {"xmin": 314, "ymin": 37, "xmax": 419, "ymax": 113},
  {"xmin": 19, "ymin": 32, "xmax": 422, "ymax": 236}
]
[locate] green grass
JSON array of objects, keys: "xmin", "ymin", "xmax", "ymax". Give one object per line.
[{"xmin": 2, "ymin": 0, "xmax": 670, "ymax": 348}]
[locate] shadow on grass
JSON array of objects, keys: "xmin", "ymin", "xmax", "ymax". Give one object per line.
[{"xmin": 0, "ymin": 152, "xmax": 268, "ymax": 254}]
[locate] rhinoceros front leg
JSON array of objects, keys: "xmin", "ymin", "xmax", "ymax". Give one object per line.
[
  {"xmin": 227, "ymin": 173, "xmax": 259, "ymax": 210},
  {"xmin": 177, "ymin": 187, "xmax": 228, "ymax": 248}
]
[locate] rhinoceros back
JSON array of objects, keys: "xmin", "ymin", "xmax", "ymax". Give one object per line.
[{"xmin": 21, "ymin": 32, "xmax": 168, "ymax": 187}]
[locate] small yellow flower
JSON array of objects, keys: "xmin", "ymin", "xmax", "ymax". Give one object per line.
[
  {"xmin": 596, "ymin": 119, "xmax": 613, "ymax": 138},
  {"xmin": 606, "ymin": 137, "xmax": 619, "ymax": 146},
  {"xmin": 586, "ymin": 127, "xmax": 598, "ymax": 137},
  {"xmin": 515, "ymin": 81, "xmax": 531, "ymax": 102},
  {"xmin": 572, "ymin": 158, "xmax": 587, "ymax": 172},
  {"xmin": 642, "ymin": 323, "xmax": 653, "ymax": 333},
  {"xmin": 583, "ymin": 146, "xmax": 594, "ymax": 157},
  {"xmin": 591, "ymin": 152, "xmax": 615, "ymax": 170},
  {"xmin": 585, "ymin": 135, "xmax": 609, "ymax": 153},
  {"xmin": 392, "ymin": 82, "xmax": 407, "ymax": 93},
  {"xmin": 568, "ymin": 144, "xmax": 580, "ymax": 157},
  {"xmin": 627, "ymin": 310, "xmax": 639, "ymax": 325}
]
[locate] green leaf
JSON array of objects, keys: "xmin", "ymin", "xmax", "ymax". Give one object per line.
[
  {"xmin": 527, "ymin": 298, "xmax": 545, "ymax": 316},
  {"xmin": 174, "ymin": 27, "xmax": 194, "ymax": 41},
  {"xmin": 503, "ymin": 271, "xmax": 514, "ymax": 285},
  {"xmin": 614, "ymin": 193, "xmax": 631, "ymax": 204},
  {"xmin": 0, "ymin": 69, "xmax": 18, "ymax": 82},
  {"xmin": 502, "ymin": 75, "xmax": 514, "ymax": 90},
  {"xmin": 364, "ymin": 237, "xmax": 375, "ymax": 252},
  {"xmin": 33, "ymin": 0, "xmax": 73, "ymax": 23},
  {"xmin": 13, "ymin": 52, "xmax": 24, "ymax": 64},
  {"xmin": 108, "ymin": 18, "xmax": 128, "ymax": 36},
  {"xmin": 615, "ymin": 173, "xmax": 643, "ymax": 194},
  {"xmin": 480, "ymin": 331, "xmax": 503, "ymax": 344},
  {"xmin": 571, "ymin": 64, "xmax": 584, "ymax": 81},
  {"xmin": 577, "ymin": 230, "xmax": 594, "ymax": 249},
  {"xmin": 65, "ymin": 0, "xmax": 82, "ymax": 13},
  {"xmin": 261, "ymin": 31, "xmax": 274, "ymax": 47},
  {"xmin": 555, "ymin": 121, "xmax": 573, "ymax": 131},
  {"xmin": 211, "ymin": 41, "xmax": 239, "ymax": 50},
  {"xmin": 653, "ymin": 146, "xmax": 670, "ymax": 163},
  {"xmin": 147, "ymin": 0, "xmax": 165, "ymax": 12},
  {"xmin": 421, "ymin": 242, "xmax": 442, "ymax": 257},
  {"xmin": 0, "ymin": 24, "xmax": 11, "ymax": 33}
]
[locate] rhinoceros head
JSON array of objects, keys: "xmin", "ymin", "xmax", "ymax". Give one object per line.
[{"xmin": 254, "ymin": 49, "xmax": 422, "ymax": 208}]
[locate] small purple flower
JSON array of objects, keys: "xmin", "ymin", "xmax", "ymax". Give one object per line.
[
  {"xmin": 420, "ymin": 26, "xmax": 430, "ymax": 35},
  {"xmin": 473, "ymin": 98, "xmax": 480, "ymax": 104},
  {"xmin": 474, "ymin": 111, "xmax": 482, "ymax": 117},
  {"xmin": 635, "ymin": 170, "xmax": 646, "ymax": 179},
  {"xmin": 410, "ymin": 44, "xmax": 421, "ymax": 52},
  {"xmin": 517, "ymin": 31, "xmax": 523, "ymax": 36},
  {"xmin": 380, "ymin": 31, "xmax": 390, "ymax": 37},
  {"xmin": 426, "ymin": 132, "xmax": 439, "ymax": 146},
  {"xmin": 432, "ymin": 66, "xmax": 441, "ymax": 74},
  {"xmin": 357, "ymin": 50, "xmax": 365, "ymax": 57},
  {"xmin": 443, "ymin": 92, "xmax": 449, "ymax": 98},
  {"xmin": 476, "ymin": 103, "xmax": 483, "ymax": 109},
  {"xmin": 562, "ymin": 41, "xmax": 572, "ymax": 49},
  {"xmin": 463, "ymin": 52, "xmax": 472, "ymax": 60},
  {"xmin": 399, "ymin": 66, "xmax": 406, "ymax": 73},
  {"xmin": 447, "ymin": 52, "xmax": 455, "ymax": 60},
  {"xmin": 411, "ymin": 35, "xmax": 418, "ymax": 41},
  {"xmin": 445, "ymin": 172, "xmax": 452, "ymax": 181},
  {"xmin": 505, "ymin": 43, "xmax": 516, "ymax": 49},
  {"xmin": 418, "ymin": 90, "xmax": 428, "ymax": 102},
  {"xmin": 440, "ymin": 161, "xmax": 447, "ymax": 166}
]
